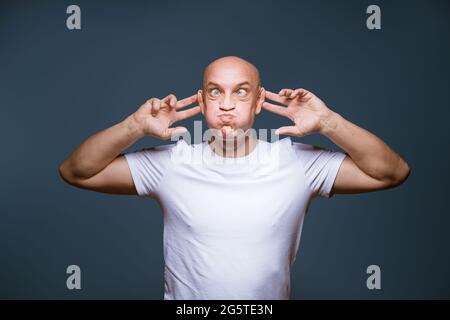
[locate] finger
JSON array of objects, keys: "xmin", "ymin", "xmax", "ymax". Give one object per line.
[
  {"xmin": 151, "ymin": 99, "xmax": 161, "ymax": 116},
  {"xmin": 289, "ymin": 89, "xmax": 302, "ymax": 99},
  {"xmin": 265, "ymin": 90, "xmax": 290, "ymax": 105},
  {"xmin": 176, "ymin": 106, "xmax": 201, "ymax": 121},
  {"xmin": 176, "ymin": 94, "xmax": 198, "ymax": 110},
  {"xmin": 290, "ymin": 88, "xmax": 308, "ymax": 99},
  {"xmin": 279, "ymin": 89, "xmax": 293, "ymax": 97},
  {"xmin": 166, "ymin": 126, "xmax": 188, "ymax": 139},
  {"xmin": 143, "ymin": 98, "xmax": 155, "ymax": 112},
  {"xmin": 162, "ymin": 94, "xmax": 177, "ymax": 108},
  {"xmin": 275, "ymin": 126, "xmax": 300, "ymax": 136},
  {"xmin": 262, "ymin": 102, "xmax": 288, "ymax": 117}
]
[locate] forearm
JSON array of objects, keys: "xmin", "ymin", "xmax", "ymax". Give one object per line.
[
  {"xmin": 60, "ymin": 115, "xmax": 144, "ymax": 180},
  {"xmin": 320, "ymin": 111, "xmax": 410, "ymax": 183}
]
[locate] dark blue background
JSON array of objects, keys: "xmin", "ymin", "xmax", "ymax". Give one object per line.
[{"xmin": 1, "ymin": 0, "xmax": 449, "ymax": 299}]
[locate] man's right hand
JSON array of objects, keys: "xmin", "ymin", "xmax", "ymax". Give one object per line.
[
  {"xmin": 59, "ymin": 93, "xmax": 200, "ymax": 195},
  {"xmin": 131, "ymin": 94, "xmax": 201, "ymax": 140}
]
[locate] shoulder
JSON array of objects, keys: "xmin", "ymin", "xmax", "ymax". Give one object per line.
[
  {"xmin": 132, "ymin": 139, "xmax": 189, "ymax": 155},
  {"xmin": 274, "ymin": 137, "xmax": 344, "ymax": 168},
  {"xmin": 255, "ymin": 137, "xmax": 301, "ymax": 167},
  {"xmin": 269, "ymin": 136, "xmax": 316, "ymax": 160},
  {"xmin": 286, "ymin": 138, "xmax": 335, "ymax": 160},
  {"xmin": 124, "ymin": 139, "xmax": 192, "ymax": 169},
  {"xmin": 286, "ymin": 137, "xmax": 327, "ymax": 153}
]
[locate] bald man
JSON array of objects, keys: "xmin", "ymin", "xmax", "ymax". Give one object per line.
[{"xmin": 59, "ymin": 56, "xmax": 410, "ymax": 300}]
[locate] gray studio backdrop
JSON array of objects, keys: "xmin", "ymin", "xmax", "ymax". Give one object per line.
[{"xmin": 0, "ymin": 0, "xmax": 449, "ymax": 299}]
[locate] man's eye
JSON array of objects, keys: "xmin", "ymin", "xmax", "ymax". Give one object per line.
[
  {"xmin": 237, "ymin": 88, "xmax": 247, "ymax": 96},
  {"xmin": 210, "ymin": 89, "xmax": 220, "ymax": 96}
]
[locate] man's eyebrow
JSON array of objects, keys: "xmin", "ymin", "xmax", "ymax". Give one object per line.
[
  {"xmin": 235, "ymin": 81, "xmax": 252, "ymax": 87},
  {"xmin": 205, "ymin": 81, "xmax": 221, "ymax": 88},
  {"xmin": 205, "ymin": 81, "xmax": 252, "ymax": 88}
]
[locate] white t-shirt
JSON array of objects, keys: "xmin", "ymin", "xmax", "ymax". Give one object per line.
[{"xmin": 124, "ymin": 137, "xmax": 346, "ymax": 300}]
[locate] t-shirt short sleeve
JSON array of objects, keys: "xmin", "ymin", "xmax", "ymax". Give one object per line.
[
  {"xmin": 124, "ymin": 144, "xmax": 174, "ymax": 197},
  {"xmin": 293, "ymin": 142, "xmax": 347, "ymax": 198}
]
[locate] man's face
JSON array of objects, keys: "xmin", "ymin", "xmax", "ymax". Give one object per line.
[{"xmin": 198, "ymin": 59, "xmax": 264, "ymax": 138}]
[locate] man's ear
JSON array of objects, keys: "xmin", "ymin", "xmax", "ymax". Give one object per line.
[
  {"xmin": 255, "ymin": 87, "xmax": 265, "ymax": 115},
  {"xmin": 197, "ymin": 90, "xmax": 205, "ymax": 114}
]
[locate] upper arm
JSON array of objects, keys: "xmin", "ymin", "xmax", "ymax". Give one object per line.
[
  {"xmin": 331, "ymin": 156, "xmax": 397, "ymax": 196},
  {"xmin": 60, "ymin": 155, "xmax": 138, "ymax": 195}
]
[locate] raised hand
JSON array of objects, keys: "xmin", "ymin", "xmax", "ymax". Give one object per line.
[
  {"xmin": 263, "ymin": 88, "xmax": 334, "ymax": 137},
  {"xmin": 132, "ymin": 94, "xmax": 200, "ymax": 140}
]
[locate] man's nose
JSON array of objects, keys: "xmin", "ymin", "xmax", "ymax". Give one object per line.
[{"xmin": 220, "ymin": 94, "xmax": 235, "ymax": 111}]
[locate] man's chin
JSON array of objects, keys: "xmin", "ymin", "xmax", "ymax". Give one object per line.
[{"xmin": 211, "ymin": 126, "xmax": 249, "ymax": 141}]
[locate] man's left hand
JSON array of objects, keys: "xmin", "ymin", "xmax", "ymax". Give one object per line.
[{"xmin": 263, "ymin": 88, "xmax": 335, "ymax": 137}]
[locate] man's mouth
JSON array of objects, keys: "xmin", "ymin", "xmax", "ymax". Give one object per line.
[{"xmin": 218, "ymin": 113, "xmax": 235, "ymax": 121}]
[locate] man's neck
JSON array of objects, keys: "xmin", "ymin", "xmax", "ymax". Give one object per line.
[{"xmin": 207, "ymin": 132, "xmax": 257, "ymax": 158}]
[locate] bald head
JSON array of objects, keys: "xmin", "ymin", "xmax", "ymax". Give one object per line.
[{"xmin": 202, "ymin": 56, "xmax": 261, "ymax": 89}]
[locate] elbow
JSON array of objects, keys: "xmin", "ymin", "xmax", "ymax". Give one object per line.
[
  {"xmin": 59, "ymin": 162, "xmax": 77, "ymax": 186},
  {"xmin": 59, "ymin": 161, "xmax": 93, "ymax": 189},
  {"xmin": 58, "ymin": 162, "xmax": 70, "ymax": 184},
  {"xmin": 388, "ymin": 161, "xmax": 411, "ymax": 188}
]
